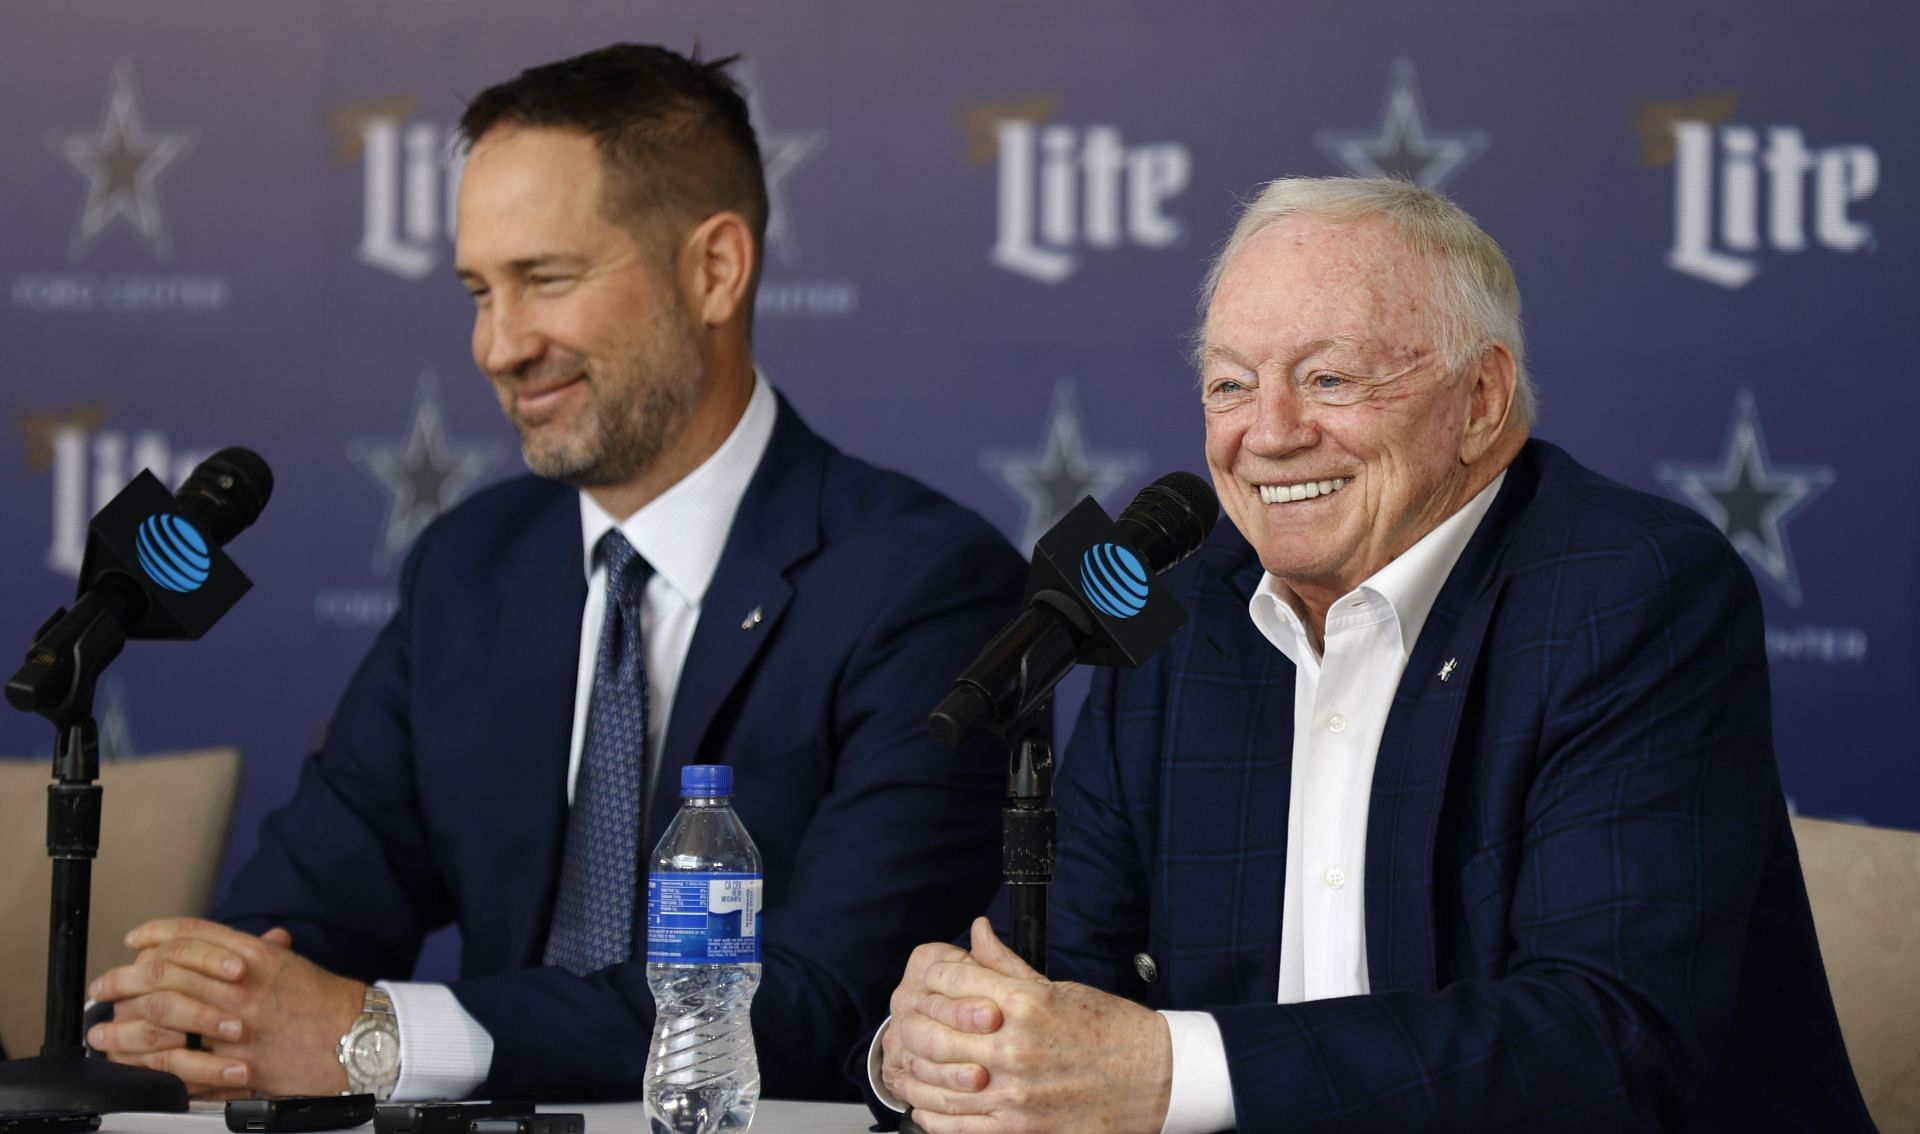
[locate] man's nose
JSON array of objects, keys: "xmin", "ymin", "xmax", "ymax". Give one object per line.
[
  {"xmin": 477, "ymin": 297, "xmax": 543, "ymax": 376},
  {"xmin": 1243, "ymin": 381, "xmax": 1319, "ymax": 457}
]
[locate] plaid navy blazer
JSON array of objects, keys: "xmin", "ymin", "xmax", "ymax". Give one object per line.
[{"xmin": 1049, "ymin": 440, "xmax": 1872, "ymax": 1132}]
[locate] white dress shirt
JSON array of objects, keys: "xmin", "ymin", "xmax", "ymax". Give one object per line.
[
  {"xmin": 1157, "ymin": 472, "xmax": 1503, "ymax": 1134},
  {"xmin": 869, "ymin": 474, "xmax": 1507, "ymax": 1131},
  {"xmin": 377, "ymin": 372, "xmax": 777, "ymax": 1100}
]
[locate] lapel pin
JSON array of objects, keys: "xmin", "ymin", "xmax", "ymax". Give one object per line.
[
  {"xmin": 740, "ymin": 606, "xmax": 764, "ymax": 631},
  {"xmin": 1438, "ymin": 657, "xmax": 1458, "ymax": 682}
]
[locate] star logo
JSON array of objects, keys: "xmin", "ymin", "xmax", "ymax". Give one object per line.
[
  {"xmin": 982, "ymin": 380, "xmax": 1148, "ymax": 554},
  {"xmin": 49, "ymin": 61, "xmax": 198, "ymax": 261},
  {"xmin": 738, "ymin": 72, "xmax": 827, "ymax": 267},
  {"xmin": 349, "ymin": 374, "xmax": 501, "ymax": 568},
  {"xmin": 733, "ymin": 73, "xmax": 825, "ymax": 268},
  {"xmin": 1656, "ymin": 390, "xmax": 1835, "ymax": 607},
  {"xmin": 1315, "ymin": 57, "xmax": 1489, "ymax": 189}
]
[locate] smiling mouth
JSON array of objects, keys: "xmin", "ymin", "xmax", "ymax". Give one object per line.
[
  {"xmin": 513, "ymin": 374, "xmax": 586, "ymax": 413},
  {"xmin": 1257, "ymin": 477, "xmax": 1351, "ymax": 504}
]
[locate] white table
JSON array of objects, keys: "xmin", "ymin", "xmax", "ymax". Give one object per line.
[{"xmin": 99, "ymin": 1100, "xmax": 878, "ymax": 1133}]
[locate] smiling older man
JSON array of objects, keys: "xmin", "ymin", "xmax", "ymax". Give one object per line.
[{"xmin": 876, "ymin": 178, "xmax": 1871, "ymax": 1133}]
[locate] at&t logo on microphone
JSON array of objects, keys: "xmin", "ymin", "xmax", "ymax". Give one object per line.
[
  {"xmin": 134, "ymin": 512, "xmax": 210, "ymax": 593},
  {"xmin": 1079, "ymin": 543, "xmax": 1149, "ymax": 619}
]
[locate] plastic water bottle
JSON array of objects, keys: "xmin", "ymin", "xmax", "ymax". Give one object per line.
[{"xmin": 645, "ymin": 763, "xmax": 763, "ymax": 1134}]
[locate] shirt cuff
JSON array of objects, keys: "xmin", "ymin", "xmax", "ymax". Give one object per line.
[
  {"xmin": 866, "ymin": 1016, "xmax": 907, "ymax": 1113},
  {"xmin": 379, "ymin": 981, "xmax": 495, "ymax": 1102},
  {"xmin": 1158, "ymin": 1010, "xmax": 1236, "ymax": 1134}
]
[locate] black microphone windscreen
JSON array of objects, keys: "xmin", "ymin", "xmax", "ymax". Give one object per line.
[
  {"xmin": 174, "ymin": 447, "xmax": 274, "ymax": 546},
  {"xmin": 1115, "ymin": 472, "xmax": 1219, "ymax": 575},
  {"xmin": 1147, "ymin": 472, "xmax": 1218, "ymax": 534}
]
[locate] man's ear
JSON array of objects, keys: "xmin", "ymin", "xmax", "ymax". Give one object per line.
[
  {"xmin": 679, "ymin": 210, "xmax": 756, "ymax": 328},
  {"xmin": 1459, "ymin": 342, "xmax": 1518, "ymax": 464}
]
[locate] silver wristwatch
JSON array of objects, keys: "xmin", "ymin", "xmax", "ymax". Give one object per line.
[{"xmin": 336, "ymin": 986, "xmax": 402, "ymax": 1101}]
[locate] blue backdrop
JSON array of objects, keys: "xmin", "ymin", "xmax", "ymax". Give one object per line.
[{"xmin": 4, "ymin": 1, "xmax": 1912, "ymax": 980}]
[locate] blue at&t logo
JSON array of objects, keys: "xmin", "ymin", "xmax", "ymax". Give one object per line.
[
  {"xmin": 135, "ymin": 513, "xmax": 211, "ymax": 593},
  {"xmin": 1079, "ymin": 542, "xmax": 1149, "ymax": 619}
]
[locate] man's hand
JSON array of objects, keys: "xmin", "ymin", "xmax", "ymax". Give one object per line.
[
  {"xmin": 880, "ymin": 932, "xmax": 1001, "ymax": 1106},
  {"xmin": 87, "ymin": 919, "xmax": 365, "ymax": 1097},
  {"xmin": 883, "ymin": 918, "xmax": 1172, "ymax": 1134}
]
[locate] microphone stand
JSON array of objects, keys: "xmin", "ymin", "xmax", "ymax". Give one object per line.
[
  {"xmin": 929, "ymin": 671, "xmax": 1060, "ymax": 975},
  {"xmin": 899, "ymin": 709, "xmax": 1053, "ymax": 1134},
  {"xmin": 909, "ymin": 482, "xmax": 1211, "ymax": 1132},
  {"xmin": 1001, "ymin": 712, "xmax": 1054, "ymax": 975},
  {"xmin": 0, "ymin": 598, "xmax": 188, "ymax": 1112}
]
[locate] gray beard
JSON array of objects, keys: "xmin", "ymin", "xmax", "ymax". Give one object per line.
[{"xmin": 517, "ymin": 369, "xmax": 700, "ymax": 489}]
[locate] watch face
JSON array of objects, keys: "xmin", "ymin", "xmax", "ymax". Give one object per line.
[{"xmin": 349, "ymin": 1027, "xmax": 400, "ymax": 1079}]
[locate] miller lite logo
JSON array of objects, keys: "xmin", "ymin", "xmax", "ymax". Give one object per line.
[
  {"xmin": 1664, "ymin": 120, "xmax": 1878, "ymax": 288},
  {"xmin": 347, "ymin": 109, "xmax": 460, "ymax": 281},
  {"xmin": 987, "ymin": 118, "xmax": 1191, "ymax": 285}
]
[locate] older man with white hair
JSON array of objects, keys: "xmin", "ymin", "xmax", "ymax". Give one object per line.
[{"xmin": 876, "ymin": 178, "xmax": 1871, "ymax": 1133}]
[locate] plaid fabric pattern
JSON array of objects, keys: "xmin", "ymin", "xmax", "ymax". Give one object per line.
[{"xmin": 1048, "ymin": 441, "xmax": 1871, "ymax": 1132}]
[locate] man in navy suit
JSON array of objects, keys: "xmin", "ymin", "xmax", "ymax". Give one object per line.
[
  {"xmin": 85, "ymin": 44, "xmax": 1020, "ymax": 1103},
  {"xmin": 877, "ymin": 179, "xmax": 1871, "ymax": 1131}
]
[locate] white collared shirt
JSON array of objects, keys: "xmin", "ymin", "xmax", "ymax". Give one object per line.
[
  {"xmin": 1158, "ymin": 472, "xmax": 1504, "ymax": 1134},
  {"xmin": 378, "ymin": 371, "xmax": 777, "ymax": 1100},
  {"xmin": 565, "ymin": 371, "xmax": 777, "ymax": 805}
]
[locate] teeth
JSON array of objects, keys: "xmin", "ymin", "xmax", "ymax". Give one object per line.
[{"xmin": 1259, "ymin": 478, "xmax": 1349, "ymax": 505}]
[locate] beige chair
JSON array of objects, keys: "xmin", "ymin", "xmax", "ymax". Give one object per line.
[
  {"xmin": 1792, "ymin": 814, "xmax": 1920, "ymax": 1132},
  {"xmin": 0, "ymin": 748, "xmax": 243, "ymax": 1059}
]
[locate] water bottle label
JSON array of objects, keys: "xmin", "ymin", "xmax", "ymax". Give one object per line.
[{"xmin": 646, "ymin": 871, "xmax": 763, "ymax": 963}]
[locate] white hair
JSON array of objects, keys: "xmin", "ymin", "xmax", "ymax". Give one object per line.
[{"xmin": 1195, "ymin": 176, "xmax": 1536, "ymax": 425}]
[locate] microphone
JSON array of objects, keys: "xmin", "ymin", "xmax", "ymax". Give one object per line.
[
  {"xmin": 929, "ymin": 472, "xmax": 1218, "ymax": 744},
  {"xmin": 7, "ymin": 448, "xmax": 273, "ymax": 715},
  {"xmin": 170, "ymin": 447, "xmax": 274, "ymax": 547}
]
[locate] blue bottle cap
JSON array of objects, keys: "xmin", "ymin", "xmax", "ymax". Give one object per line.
[{"xmin": 681, "ymin": 763, "xmax": 733, "ymax": 797}]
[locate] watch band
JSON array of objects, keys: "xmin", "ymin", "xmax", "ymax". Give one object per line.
[
  {"xmin": 359, "ymin": 986, "xmax": 395, "ymax": 1026},
  {"xmin": 337, "ymin": 986, "xmax": 401, "ymax": 1100}
]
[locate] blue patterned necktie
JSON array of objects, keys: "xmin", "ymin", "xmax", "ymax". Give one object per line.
[{"xmin": 544, "ymin": 530, "xmax": 652, "ymax": 977}]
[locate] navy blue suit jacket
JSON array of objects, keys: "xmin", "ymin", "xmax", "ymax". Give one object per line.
[
  {"xmin": 216, "ymin": 398, "xmax": 1024, "ymax": 1101},
  {"xmin": 1048, "ymin": 441, "xmax": 1870, "ymax": 1131}
]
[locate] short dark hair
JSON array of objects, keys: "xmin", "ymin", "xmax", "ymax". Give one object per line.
[{"xmin": 459, "ymin": 43, "xmax": 768, "ymax": 287}]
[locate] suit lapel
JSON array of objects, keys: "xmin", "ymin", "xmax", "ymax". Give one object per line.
[
  {"xmin": 482, "ymin": 489, "xmax": 589, "ymax": 967},
  {"xmin": 645, "ymin": 398, "xmax": 822, "ymax": 847},
  {"xmin": 1160, "ymin": 538, "xmax": 1294, "ymax": 1007},
  {"xmin": 1222, "ymin": 555, "xmax": 1295, "ymax": 1006},
  {"xmin": 1364, "ymin": 451, "xmax": 1541, "ymax": 992}
]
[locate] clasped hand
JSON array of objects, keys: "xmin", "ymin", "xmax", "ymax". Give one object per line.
[
  {"xmin": 87, "ymin": 918, "xmax": 364, "ymax": 1097},
  {"xmin": 880, "ymin": 917, "xmax": 1172, "ymax": 1134}
]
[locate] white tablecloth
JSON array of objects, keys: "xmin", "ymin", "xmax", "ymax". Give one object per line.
[{"xmin": 99, "ymin": 1100, "xmax": 877, "ymax": 1133}]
